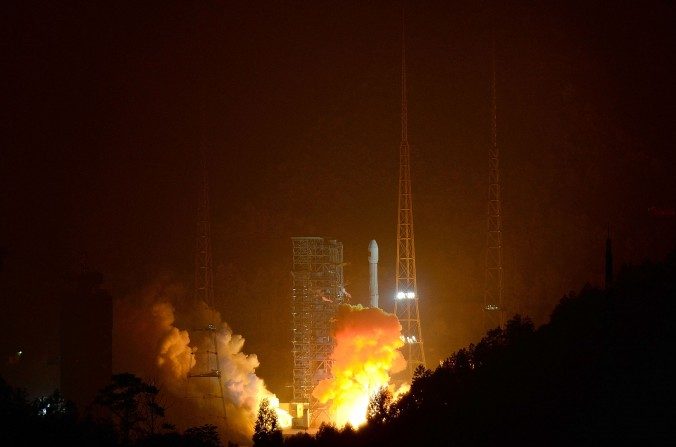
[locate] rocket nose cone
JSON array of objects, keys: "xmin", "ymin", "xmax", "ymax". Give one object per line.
[{"xmin": 368, "ymin": 240, "xmax": 379, "ymax": 262}]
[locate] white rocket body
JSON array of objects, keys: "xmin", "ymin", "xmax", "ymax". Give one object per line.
[{"xmin": 368, "ymin": 240, "xmax": 379, "ymax": 308}]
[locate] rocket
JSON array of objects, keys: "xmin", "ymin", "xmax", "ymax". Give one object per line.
[{"xmin": 368, "ymin": 240, "xmax": 379, "ymax": 308}]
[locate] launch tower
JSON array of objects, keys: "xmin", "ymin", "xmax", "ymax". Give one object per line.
[{"xmin": 291, "ymin": 237, "xmax": 345, "ymax": 425}]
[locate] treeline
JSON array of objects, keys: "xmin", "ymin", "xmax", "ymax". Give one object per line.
[
  {"xmin": 282, "ymin": 251, "xmax": 673, "ymax": 447},
  {"xmin": 0, "ymin": 373, "xmax": 223, "ymax": 446},
  {"xmin": 2, "ymin": 252, "xmax": 672, "ymax": 446}
]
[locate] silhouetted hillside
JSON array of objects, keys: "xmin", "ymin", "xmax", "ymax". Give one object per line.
[
  {"xmin": 2, "ymin": 252, "xmax": 672, "ymax": 446},
  {"xmin": 287, "ymin": 251, "xmax": 674, "ymax": 447}
]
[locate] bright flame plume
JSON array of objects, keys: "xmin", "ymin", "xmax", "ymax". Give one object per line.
[{"xmin": 312, "ymin": 304, "xmax": 406, "ymax": 428}]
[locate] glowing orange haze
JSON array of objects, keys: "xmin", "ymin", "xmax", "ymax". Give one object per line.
[
  {"xmin": 114, "ymin": 283, "xmax": 406, "ymax": 441},
  {"xmin": 312, "ymin": 304, "xmax": 407, "ymax": 428},
  {"xmin": 113, "ymin": 282, "xmax": 290, "ymax": 446}
]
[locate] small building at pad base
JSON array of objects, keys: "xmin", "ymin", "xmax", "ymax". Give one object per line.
[{"xmin": 279, "ymin": 401, "xmax": 310, "ymax": 430}]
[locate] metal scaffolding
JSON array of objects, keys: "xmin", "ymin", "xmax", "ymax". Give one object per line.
[{"xmin": 291, "ymin": 237, "xmax": 345, "ymax": 425}]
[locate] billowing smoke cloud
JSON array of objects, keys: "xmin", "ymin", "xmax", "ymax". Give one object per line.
[
  {"xmin": 113, "ymin": 280, "xmax": 289, "ymax": 445},
  {"xmin": 312, "ymin": 304, "xmax": 407, "ymax": 428}
]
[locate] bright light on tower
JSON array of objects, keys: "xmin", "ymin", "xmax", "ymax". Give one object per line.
[
  {"xmin": 397, "ymin": 291, "xmax": 417, "ymax": 299},
  {"xmin": 401, "ymin": 335, "xmax": 418, "ymax": 344}
]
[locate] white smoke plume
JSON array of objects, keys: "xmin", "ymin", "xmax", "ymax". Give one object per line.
[{"xmin": 113, "ymin": 280, "xmax": 289, "ymax": 445}]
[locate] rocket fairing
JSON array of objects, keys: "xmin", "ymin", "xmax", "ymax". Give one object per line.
[{"xmin": 368, "ymin": 240, "xmax": 379, "ymax": 309}]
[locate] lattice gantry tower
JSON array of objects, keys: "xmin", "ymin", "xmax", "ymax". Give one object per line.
[
  {"xmin": 483, "ymin": 42, "xmax": 505, "ymax": 330},
  {"xmin": 291, "ymin": 237, "xmax": 345, "ymax": 424},
  {"xmin": 394, "ymin": 19, "xmax": 426, "ymax": 379},
  {"xmin": 186, "ymin": 153, "xmax": 227, "ymax": 424}
]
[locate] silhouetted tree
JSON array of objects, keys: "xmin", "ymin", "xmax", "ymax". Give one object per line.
[
  {"xmin": 328, "ymin": 252, "xmax": 676, "ymax": 447},
  {"xmin": 32, "ymin": 389, "xmax": 74, "ymax": 418},
  {"xmin": 95, "ymin": 373, "xmax": 167, "ymax": 445},
  {"xmin": 314, "ymin": 423, "xmax": 340, "ymax": 447},
  {"xmin": 1, "ymin": 377, "xmax": 116, "ymax": 446},
  {"xmin": 0, "ymin": 377, "xmax": 31, "ymax": 445},
  {"xmin": 252, "ymin": 398, "xmax": 282, "ymax": 447},
  {"xmin": 366, "ymin": 387, "xmax": 391, "ymax": 425},
  {"xmin": 284, "ymin": 431, "xmax": 315, "ymax": 447},
  {"xmin": 184, "ymin": 424, "xmax": 221, "ymax": 447}
]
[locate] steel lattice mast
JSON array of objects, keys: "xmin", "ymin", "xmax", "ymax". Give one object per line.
[
  {"xmin": 195, "ymin": 154, "xmax": 215, "ymax": 311},
  {"xmin": 183, "ymin": 16, "xmax": 226, "ymax": 426},
  {"xmin": 483, "ymin": 41, "xmax": 505, "ymax": 330},
  {"xmin": 394, "ymin": 16, "xmax": 426, "ymax": 378},
  {"xmin": 186, "ymin": 144, "xmax": 228, "ymax": 423}
]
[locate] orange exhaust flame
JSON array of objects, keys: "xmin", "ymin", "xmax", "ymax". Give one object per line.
[{"xmin": 312, "ymin": 304, "xmax": 407, "ymax": 428}]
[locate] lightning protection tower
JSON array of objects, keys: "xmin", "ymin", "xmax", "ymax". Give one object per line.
[
  {"xmin": 394, "ymin": 16, "xmax": 426, "ymax": 379},
  {"xmin": 186, "ymin": 149, "xmax": 228, "ymax": 424},
  {"xmin": 483, "ymin": 41, "xmax": 505, "ymax": 330}
]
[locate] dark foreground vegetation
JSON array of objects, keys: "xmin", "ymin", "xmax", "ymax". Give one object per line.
[
  {"xmin": 2, "ymin": 252, "xmax": 672, "ymax": 446},
  {"xmin": 0, "ymin": 372, "xmax": 222, "ymax": 447},
  {"xmin": 282, "ymin": 252, "xmax": 673, "ymax": 447}
]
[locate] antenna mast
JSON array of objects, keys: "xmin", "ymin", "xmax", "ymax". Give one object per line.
[
  {"xmin": 394, "ymin": 10, "xmax": 426, "ymax": 378},
  {"xmin": 484, "ymin": 38, "xmax": 505, "ymax": 330},
  {"xmin": 186, "ymin": 109, "xmax": 228, "ymax": 425}
]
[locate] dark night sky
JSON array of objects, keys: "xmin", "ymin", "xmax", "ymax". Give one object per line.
[{"xmin": 2, "ymin": 1, "xmax": 674, "ymax": 399}]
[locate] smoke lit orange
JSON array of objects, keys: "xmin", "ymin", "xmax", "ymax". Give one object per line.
[
  {"xmin": 312, "ymin": 304, "xmax": 406, "ymax": 428},
  {"xmin": 114, "ymin": 283, "xmax": 290, "ymax": 445}
]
